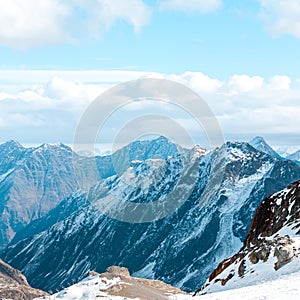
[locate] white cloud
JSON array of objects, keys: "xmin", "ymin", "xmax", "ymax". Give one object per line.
[
  {"xmin": 268, "ymin": 75, "xmax": 291, "ymax": 90},
  {"xmin": 159, "ymin": 0, "xmax": 222, "ymax": 13},
  {"xmin": 219, "ymin": 105, "xmax": 300, "ymax": 134},
  {"xmin": 172, "ymin": 72, "xmax": 223, "ymax": 94},
  {"xmin": 0, "ymin": 0, "xmax": 152, "ymax": 49},
  {"xmin": 74, "ymin": 0, "xmax": 152, "ymax": 36},
  {"xmin": 0, "ymin": 70, "xmax": 156, "ymax": 85},
  {"xmin": 0, "ymin": 0, "xmax": 71, "ymax": 49},
  {"xmin": 227, "ymin": 74, "xmax": 264, "ymax": 94},
  {"xmin": 44, "ymin": 77, "xmax": 87, "ymax": 100},
  {"xmin": 259, "ymin": 0, "xmax": 300, "ymax": 39},
  {"xmin": 11, "ymin": 113, "xmax": 45, "ymax": 126},
  {"xmin": 0, "ymin": 117, "xmax": 5, "ymax": 127},
  {"xmin": 1, "ymin": 70, "xmax": 300, "ymax": 144}
]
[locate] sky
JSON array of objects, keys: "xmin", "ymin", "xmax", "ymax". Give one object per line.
[{"xmin": 0, "ymin": 0, "xmax": 300, "ymax": 150}]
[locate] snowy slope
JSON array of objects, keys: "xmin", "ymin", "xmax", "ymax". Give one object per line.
[
  {"xmin": 177, "ymin": 271, "xmax": 300, "ymax": 300},
  {"xmin": 275, "ymin": 146, "xmax": 300, "ymax": 158},
  {"xmin": 39, "ymin": 275, "xmax": 133, "ymax": 300},
  {"xmin": 35, "ymin": 266, "xmax": 183, "ymax": 300},
  {"xmin": 288, "ymin": 150, "xmax": 300, "ymax": 162},
  {"xmin": 195, "ymin": 180, "xmax": 300, "ymax": 296},
  {"xmin": 35, "ymin": 267, "xmax": 300, "ymax": 300}
]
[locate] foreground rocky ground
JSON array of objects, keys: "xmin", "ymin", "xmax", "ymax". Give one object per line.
[
  {"xmin": 36, "ymin": 266, "xmax": 186, "ymax": 300},
  {"xmin": 0, "ymin": 258, "xmax": 48, "ymax": 299}
]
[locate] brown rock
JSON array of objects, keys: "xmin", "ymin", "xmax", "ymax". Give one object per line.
[
  {"xmin": 106, "ymin": 266, "xmax": 131, "ymax": 277},
  {"xmin": 0, "ymin": 259, "xmax": 48, "ymax": 300},
  {"xmin": 97, "ymin": 265, "xmax": 184, "ymax": 300}
]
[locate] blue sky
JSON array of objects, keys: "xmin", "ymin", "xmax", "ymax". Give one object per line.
[
  {"xmin": 1, "ymin": 0, "xmax": 300, "ymax": 150},
  {"xmin": 1, "ymin": 0, "xmax": 300, "ymax": 78}
]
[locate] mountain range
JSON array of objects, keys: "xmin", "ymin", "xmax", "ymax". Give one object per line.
[
  {"xmin": 0, "ymin": 137, "xmax": 180, "ymax": 249},
  {"xmin": 1, "ymin": 136, "xmax": 300, "ymax": 295}
]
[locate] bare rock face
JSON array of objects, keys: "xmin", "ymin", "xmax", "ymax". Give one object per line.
[
  {"xmin": 106, "ymin": 266, "xmax": 131, "ymax": 277},
  {"xmin": 195, "ymin": 180, "xmax": 300, "ymax": 295},
  {"xmin": 273, "ymin": 236, "xmax": 297, "ymax": 270},
  {"xmin": 0, "ymin": 258, "xmax": 48, "ymax": 299}
]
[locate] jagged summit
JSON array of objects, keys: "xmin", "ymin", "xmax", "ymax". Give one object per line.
[
  {"xmin": 249, "ymin": 136, "xmax": 281, "ymax": 159},
  {"xmin": 33, "ymin": 142, "xmax": 75, "ymax": 157},
  {"xmin": 0, "ymin": 139, "xmax": 24, "ymax": 149}
]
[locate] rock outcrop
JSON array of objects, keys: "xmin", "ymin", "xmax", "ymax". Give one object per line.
[
  {"xmin": 195, "ymin": 180, "xmax": 300, "ymax": 295},
  {"xmin": 37, "ymin": 266, "xmax": 184, "ymax": 300},
  {"xmin": 0, "ymin": 258, "xmax": 48, "ymax": 299}
]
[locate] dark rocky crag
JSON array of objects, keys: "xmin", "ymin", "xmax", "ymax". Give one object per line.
[{"xmin": 196, "ymin": 179, "xmax": 300, "ymax": 295}]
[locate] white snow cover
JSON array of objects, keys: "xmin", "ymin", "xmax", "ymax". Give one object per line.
[
  {"xmin": 36, "ymin": 275, "xmax": 136, "ymax": 300},
  {"xmin": 174, "ymin": 270, "xmax": 300, "ymax": 300}
]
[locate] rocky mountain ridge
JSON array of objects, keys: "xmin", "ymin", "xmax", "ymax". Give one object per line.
[
  {"xmin": 0, "ymin": 137, "xmax": 182, "ymax": 248},
  {"xmin": 0, "ymin": 140, "xmax": 99, "ymax": 248}
]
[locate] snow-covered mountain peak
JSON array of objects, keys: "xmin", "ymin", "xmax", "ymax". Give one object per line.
[
  {"xmin": 191, "ymin": 145, "xmax": 208, "ymax": 158},
  {"xmin": 3, "ymin": 137, "xmax": 300, "ymax": 294},
  {"xmin": 249, "ymin": 136, "xmax": 281, "ymax": 159},
  {"xmin": 223, "ymin": 141, "xmax": 257, "ymax": 158},
  {"xmin": 249, "ymin": 135, "xmax": 266, "ymax": 145},
  {"xmin": 34, "ymin": 142, "xmax": 74, "ymax": 154},
  {"xmin": 0, "ymin": 139, "xmax": 24, "ymax": 150},
  {"xmin": 120, "ymin": 158, "xmax": 167, "ymax": 189}
]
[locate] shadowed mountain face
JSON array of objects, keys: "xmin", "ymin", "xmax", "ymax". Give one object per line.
[
  {"xmin": 0, "ymin": 258, "xmax": 48, "ymax": 299},
  {"xmin": 3, "ymin": 140, "xmax": 300, "ymax": 293},
  {"xmin": 196, "ymin": 180, "xmax": 300, "ymax": 295}
]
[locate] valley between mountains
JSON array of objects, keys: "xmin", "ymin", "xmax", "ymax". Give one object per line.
[{"xmin": 1, "ymin": 136, "xmax": 300, "ymax": 299}]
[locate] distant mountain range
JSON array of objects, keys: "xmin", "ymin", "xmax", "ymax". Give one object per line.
[
  {"xmin": 2, "ymin": 136, "xmax": 300, "ymax": 294},
  {"xmin": 0, "ymin": 137, "xmax": 180, "ymax": 249},
  {"xmin": 0, "ymin": 140, "xmax": 99, "ymax": 249}
]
